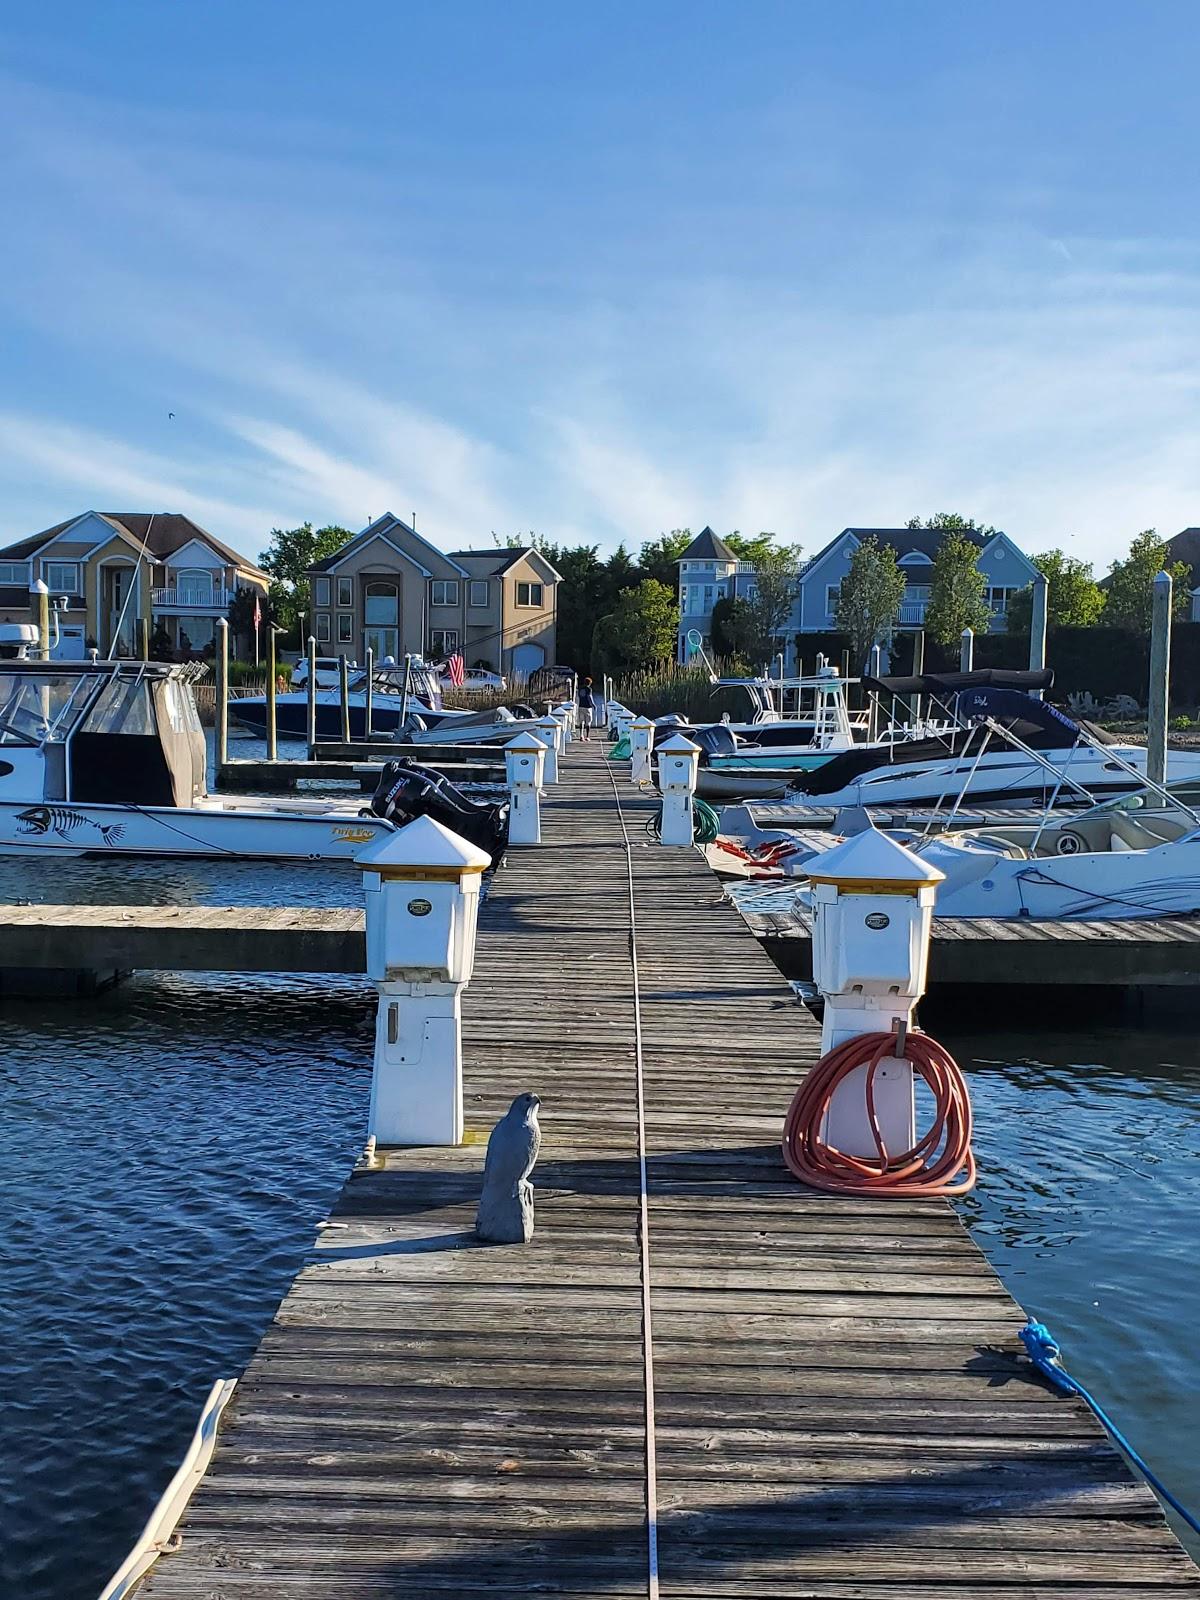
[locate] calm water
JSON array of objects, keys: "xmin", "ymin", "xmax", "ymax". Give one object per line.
[{"xmin": 2, "ymin": 757, "xmax": 1198, "ymax": 1592}]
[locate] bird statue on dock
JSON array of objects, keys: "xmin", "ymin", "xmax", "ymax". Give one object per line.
[{"xmin": 476, "ymin": 1093, "xmax": 541, "ymax": 1244}]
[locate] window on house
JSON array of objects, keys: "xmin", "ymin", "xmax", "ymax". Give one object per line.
[
  {"xmin": 0, "ymin": 562, "xmax": 28, "ymax": 585},
  {"xmin": 45, "ymin": 562, "xmax": 82, "ymax": 594},
  {"xmin": 364, "ymin": 581, "xmax": 398, "ymax": 626},
  {"xmin": 337, "ymin": 613, "xmax": 353, "ymax": 642},
  {"xmin": 516, "ymin": 581, "xmax": 543, "ymax": 607},
  {"xmin": 431, "ymin": 579, "xmax": 459, "ymax": 606},
  {"xmin": 315, "ymin": 613, "xmax": 331, "ymax": 642},
  {"xmin": 825, "ymin": 584, "xmax": 840, "ymax": 617},
  {"xmin": 337, "ymin": 577, "xmax": 353, "ymax": 607},
  {"xmin": 703, "ymin": 585, "xmax": 715, "ymax": 609},
  {"xmin": 314, "ymin": 577, "xmax": 331, "ymax": 607},
  {"xmin": 429, "ymin": 628, "xmax": 459, "ymax": 657},
  {"xmin": 175, "ymin": 567, "xmax": 214, "ymax": 601},
  {"xmin": 986, "ymin": 587, "xmax": 1015, "ymax": 613},
  {"xmin": 468, "ymin": 579, "xmax": 489, "ymax": 607}
]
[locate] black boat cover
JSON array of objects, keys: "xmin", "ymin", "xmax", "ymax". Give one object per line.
[{"xmin": 860, "ymin": 667, "xmax": 1055, "ymax": 697}]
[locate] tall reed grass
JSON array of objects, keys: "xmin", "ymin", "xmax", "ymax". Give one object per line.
[{"xmin": 610, "ymin": 662, "xmax": 748, "ymax": 722}]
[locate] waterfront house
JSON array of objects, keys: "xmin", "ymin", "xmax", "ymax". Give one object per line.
[
  {"xmin": 676, "ymin": 524, "xmax": 1039, "ymax": 666},
  {"xmin": 307, "ymin": 512, "xmax": 559, "ymax": 676},
  {"xmin": 0, "ymin": 511, "xmax": 269, "ymax": 658}
]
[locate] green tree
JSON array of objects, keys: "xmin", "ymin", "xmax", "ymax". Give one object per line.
[
  {"xmin": 591, "ymin": 578, "xmax": 678, "ymax": 674},
  {"xmin": 905, "ymin": 511, "xmax": 998, "ymax": 536},
  {"xmin": 1006, "ymin": 550, "xmax": 1107, "ymax": 634},
  {"xmin": 536, "ymin": 541, "xmax": 608, "ymax": 670},
  {"xmin": 260, "ymin": 522, "xmax": 353, "ymax": 643},
  {"xmin": 924, "ymin": 528, "xmax": 992, "ymax": 644},
  {"xmin": 1102, "ymin": 529, "xmax": 1190, "ymax": 632},
  {"xmin": 725, "ymin": 530, "xmax": 783, "ymax": 565},
  {"xmin": 740, "ymin": 544, "xmax": 802, "ymax": 665},
  {"xmin": 834, "ymin": 537, "xmax": 907, "ymax": 666},
  {"xmin": 638, "ymin": 530, "xmax": 692, "ymax": 588}
]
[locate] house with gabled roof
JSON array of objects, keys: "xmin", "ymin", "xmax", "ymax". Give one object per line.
[
  {"xmin": 0, "ymin": 511, "xmax": 268, "ymax": 658},
  {"xmin": 675, "ymin": 522, "xmax": 1039, "ymax": 667},
  {"xmin": 797, "ymin": 526, "xmax": 1039, "ymax": 638},
  {"xmin": 307, "ymin": 513, "xmax": 559, "ymax": 675}
]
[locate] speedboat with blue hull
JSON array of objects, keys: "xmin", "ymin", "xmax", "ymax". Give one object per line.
[{"xmin": 231, "ymin": 658, "xmax": 462, "ymax": 741}]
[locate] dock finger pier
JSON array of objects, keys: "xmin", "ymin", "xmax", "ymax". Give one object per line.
[{"xmin": 119, "ymin": 734, "xmax": 1198, "ymax": 1598}]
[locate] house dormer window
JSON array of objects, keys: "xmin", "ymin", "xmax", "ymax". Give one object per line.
[
  {"xmin": 431, "ymin": 579, "xmax": 459, "ymax": 606},
  {"xmin": 44, "ymin": 562, "xmax": 82, "ymax": 594}
]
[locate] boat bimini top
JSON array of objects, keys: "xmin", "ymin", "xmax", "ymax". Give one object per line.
[{"xmin": 0, "ymin": 660, "xmax": 209, "ymax": 808}]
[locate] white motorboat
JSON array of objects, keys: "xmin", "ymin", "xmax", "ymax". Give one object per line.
[
  {"xmin": 230, "ymin": 657, "xmax": 459, "ymax": 741},
  {"xmin": 766, "ymin": 679, "xmax": 1200, "ymax": 811},
  {"xmin": 0, "ymin": 659, "xmax": 411, "ymax": 861},
  {"xmin": 232, "ymin": 655, "xmax": 538, "ymax": 744}
]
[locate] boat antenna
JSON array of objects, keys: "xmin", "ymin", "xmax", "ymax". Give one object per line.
[{"xmin": 107, "ymin": 514, "xmax": 154, "ymax": 660}]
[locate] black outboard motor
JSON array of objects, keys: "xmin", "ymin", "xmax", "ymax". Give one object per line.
[
  {"xmin": 691, "ymin": 724, "xmax": 739, "ymax": 763},
  {"xmin": 369, "ymin": 758, "xmax": 509, "ymax": 868}
]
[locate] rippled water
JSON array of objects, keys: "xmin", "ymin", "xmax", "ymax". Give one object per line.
[
  {"xmin": 3, "ymin": 754, "xmax": 1198, "ymax": 1593},
  {"xmin": 0, "ymin": 968, "xmax": 374, "ymax": 1600},
  {"xmin": 942, "ymin": 1016, "xmax": 1200, "ymax": 1550}
]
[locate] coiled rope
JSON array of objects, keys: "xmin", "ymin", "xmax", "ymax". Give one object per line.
[
  {"xmin": 782, "ymin": 1029, "xmax": 976, "ymax": 1197},
  {"xmin": 1019, "ymin": 1319, "xmax": 1200, "ymax": 1537}
]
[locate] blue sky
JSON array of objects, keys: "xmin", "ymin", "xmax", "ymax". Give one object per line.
[{"xmin": 2, "ymin": 1, "xmax": 1199, "ymax": 566}]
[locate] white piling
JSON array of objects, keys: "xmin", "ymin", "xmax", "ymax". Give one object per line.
[
  {"xmin": 505, "ymin": 731, "xmax": 546, "ymax": 845},
  {"xmin": 808, "ymin": 830, "xmax": 944, "ymax": 1159},
  {"xmin": 656, "ymin": 733, "xmax": 700, "ymax": 846},
  {"xmin": 629, "ymin": 717, "xmax": 655, "ymax": 785},
  {"xmin": 959, "ymin": 627, "xmax": 974, "ymax": 672},
  {"xmin": 532, "ymin": 719, "xmax": 559, "ymax": 782},
  {"xmin": 358, "ymin": 817, "xmax": 491, "ymax": 1147}
]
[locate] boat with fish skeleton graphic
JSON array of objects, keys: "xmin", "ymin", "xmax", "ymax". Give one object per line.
[{"xmin": 0, "ymin": 660, "xmax": 401, "ymax": 862}]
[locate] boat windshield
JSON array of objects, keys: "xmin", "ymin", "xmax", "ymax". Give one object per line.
[
  {"xmin": 79, "ymin": 674, "xmax": 157, "ymax": 735},
  {"xmin": 0, "ymin": 672, "xmax": 97, "ymax": 745}
]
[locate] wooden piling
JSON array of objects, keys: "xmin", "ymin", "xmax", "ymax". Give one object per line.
[
  {"xmin": 1148, "ymin": 570, "xmax": 1173, "ymax": 788},
  {"xmin": 305, "ymin": 635, "xmax": 317, "ymax": 758},
  {"xmin": 265, "ymin": 626, "xmax": 279, "ymax": 761},
  {"xmin": 1029, "ymin": 573, "xmax": 1048, "ymax": 696},
  {"xmin": 339, "ymin": 654, "xmax": 351, "ymax": 744},
  {"xmin": 214, "ymin": 617, "xmax": 229, "ymax": 774}
]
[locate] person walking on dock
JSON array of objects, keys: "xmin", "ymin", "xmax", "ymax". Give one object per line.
[{"xmin": 577, "ymin": 677, "xmax": 595, "ymax": 740}]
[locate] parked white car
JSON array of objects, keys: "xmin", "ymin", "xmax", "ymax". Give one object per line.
[
  {"xmin": 441, "ymin": 666, "xmax": 506, "ymax": 691},
  {"xmin": 292, "ymin": 655, "xmax": 355, "ymax": 690}
]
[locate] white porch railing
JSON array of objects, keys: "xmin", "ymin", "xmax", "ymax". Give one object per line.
[{"xmin": 151, "ymin": 587, "xmax": 234, "ymax": 609}]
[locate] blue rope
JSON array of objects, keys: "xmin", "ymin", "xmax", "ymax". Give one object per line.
[{"xmin": 1019, "ymin": 1318, "xmax": 1200, "ymax": 1537}]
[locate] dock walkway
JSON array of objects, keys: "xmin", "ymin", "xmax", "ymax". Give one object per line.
[{"xmin": 137, "ymin": 743, "xmax": 1198, "ymax": 1596}]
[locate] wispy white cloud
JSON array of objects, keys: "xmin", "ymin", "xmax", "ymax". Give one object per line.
[{"xmin": 3, "ymin": 65, "xmax": 1200, "ymax": 570}]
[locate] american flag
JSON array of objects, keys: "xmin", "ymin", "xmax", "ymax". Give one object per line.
[
  {"xmin": 446, "ymin": 652, "xmax": 465, "ymax": 688},
  {"xmin": 253, "ymin": 592, "xmax": 262, "ymax": 631}
]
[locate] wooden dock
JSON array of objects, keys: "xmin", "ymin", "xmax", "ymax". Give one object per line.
[
  {"xmin": 3, "ymin": 898, "xmax": 1199, "ymax": 990},
  {"xmin": 738, "ymin": 899, "xmax": 1200, "ymax": 988},
  {"xmin": 137, "ymin": 742, "xmax": 1198, "ymax": 1599}
]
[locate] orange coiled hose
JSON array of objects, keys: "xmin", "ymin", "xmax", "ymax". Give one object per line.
[{"xmin": 782, "ymin": 1029, "xmax": 976, "ymax": 1197}]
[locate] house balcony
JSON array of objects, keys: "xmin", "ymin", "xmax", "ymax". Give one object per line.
[{"xmin": 151, "ymin": 586, "xmax": 234, "ymax": 611}]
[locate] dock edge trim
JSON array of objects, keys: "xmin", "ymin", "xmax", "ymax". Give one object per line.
[{"xmin": 98, "ymin": 1376, "xmax": 238, "ymax": 1600}]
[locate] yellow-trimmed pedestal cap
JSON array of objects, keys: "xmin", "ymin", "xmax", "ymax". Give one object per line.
[{"xmin": 805, "ymin": 826, "xmax": 945, "ymax": 897}]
